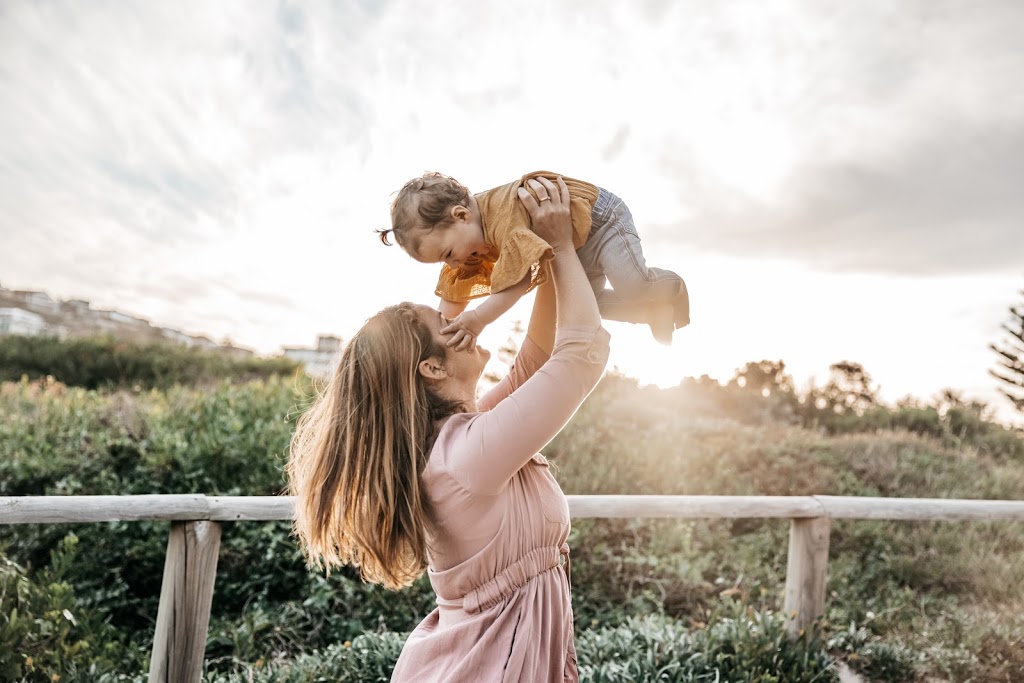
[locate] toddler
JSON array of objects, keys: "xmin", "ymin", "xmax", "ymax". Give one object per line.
[{"xmin": 379, "ymin": 171, "xmax": 689, "ymax": 349}]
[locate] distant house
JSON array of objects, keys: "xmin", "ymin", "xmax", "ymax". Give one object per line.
[
  {"xmin": 65, "ymin": 299, "xmax": 91, "ymax": 315},
  {"xmin": 283, "ymin": 335, "xmax": 343, "ymax": 378},
  {"xmin": 11, "ymin": 290, "xmax": 59, "ymax": 313},
  {"xmin": 0, "ymin": 287, "xmax": 254, "ymax": 356},
  {"xmin": 192, "ymin": 336, "xmax": 220, "ymax": 351},
  {"xmin": 0, "ymin": 308, "xmax": 47, "ymax": 336},
  {"xmin": 100, "ymin": 310, "xmax": 152, "ymax": 329},
  {"xmin": 159, "ymin": 328, "xmax": 198, "ymax": 346}
]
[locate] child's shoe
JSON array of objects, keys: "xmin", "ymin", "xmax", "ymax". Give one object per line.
[
  {"xmin": 673, "ymin": 280, "xmax": 690, "ymax": 329},
  {"xmin": 648, "ymin": 302, "xmax": 675, "ymax": 345}
]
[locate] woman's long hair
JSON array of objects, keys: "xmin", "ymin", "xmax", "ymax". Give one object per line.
[{"xmin": 286, "ymin": 303, "xmax": 465, "ymax": 589}]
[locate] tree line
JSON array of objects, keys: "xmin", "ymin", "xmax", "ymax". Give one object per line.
[{"xmin": 0, "ymin": 334, "xmax": 300, "ymax": 389}]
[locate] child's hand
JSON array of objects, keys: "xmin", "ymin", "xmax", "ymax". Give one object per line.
[{"xmin": 441, "ymin": 310, "xmax": 486, "ymax": 352}]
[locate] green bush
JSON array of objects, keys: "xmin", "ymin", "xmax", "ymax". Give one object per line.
[
  {"xmin": 578, "ymin": 612, "xmax": 838, "ymax": 683},
  {"xmin": 689, "ymin": 609, "xmax": 837, "ymax": 683},
  {"xmin": 205, "ymin": 558, "xmax": 435, "ymax": 670},
  {"xmin": 1, "ymin": 371, "xmax": 1023, "ymax": 680},
  {"xmin": 204, "ymin": 632, "xmax": 405, "ymax": 683},
  {"xmin": 0, "ymin": 376, "xmax": 308, "ymax": 649},
  {"xmin": 203, "ymin": 613, "xmax": 838, "ymax": 683},
  {"xmin": 0, "ymin": 535, "xmax": 135, "ymax": 681},
  {"xmin": 829, "ymin": 623, "xmax": 917, "ymax": 682},
  {"xmin": 0, "ymin": 335, "xmax": 300, "ymax": 389}
]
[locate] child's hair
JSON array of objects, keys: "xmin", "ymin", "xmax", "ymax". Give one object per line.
[{"xmin": 377, "ymin": 172, "xmax": 471, "ymax": 254}]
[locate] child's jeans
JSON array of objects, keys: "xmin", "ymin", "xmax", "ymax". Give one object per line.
[{"xmin": 576, "ymin": 188, "xmax": 687, "ymax": 326}]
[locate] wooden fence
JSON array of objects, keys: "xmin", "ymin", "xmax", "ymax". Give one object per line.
[{"xmin": 2, "ymin": 494, "xmax": 1023, "ymax": 682}]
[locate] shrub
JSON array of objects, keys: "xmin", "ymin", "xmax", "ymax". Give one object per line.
[
  {"xmin": 0, "ymin": 536, "xmax": 137, "ymax": 681},
  {"xmin": 204, "ymin": 614, "xmax": 838, "ymax": 683},
  {"xmin": 0, "ymin": 335, "xmax": 300, "ymax": 389},
  {"xmin": 829, "ymin": 623, "xmax": 917, "ymax": 682},
  {"xmin": 2, "ymin": 371, "xmax": 1023, "ymax": 681},
  {"xmin": 203, "ymin": 633, "xmax": 405, "ymax": 683}
]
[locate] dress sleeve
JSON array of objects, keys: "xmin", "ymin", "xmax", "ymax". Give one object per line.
[
  {"xmin": 452, "ymin": 324, "xmax": 611, "ymax": 495},
  {"xmin": 477, "ymin": 334, "xmax": 551, "ymax": 412}
]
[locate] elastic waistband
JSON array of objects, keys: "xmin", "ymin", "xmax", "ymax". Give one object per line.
[{"xmin": 435, "ymin": 543, "xmax": 570, "ymax": 614}]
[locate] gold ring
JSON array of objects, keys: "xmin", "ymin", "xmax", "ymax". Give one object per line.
[{"xmin": 539, "ymin": 196, "xmax": 550, "ymax": 202}]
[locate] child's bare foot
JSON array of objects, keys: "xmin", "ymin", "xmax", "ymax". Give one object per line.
[{"xmin": 648, "ymin": 302, "xmax": 675, "ymax": 345}]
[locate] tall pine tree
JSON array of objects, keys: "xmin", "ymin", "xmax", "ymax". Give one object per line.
[{"xmin": 990, "ymin": 287, "xmax": 1024, "ymax": 413}]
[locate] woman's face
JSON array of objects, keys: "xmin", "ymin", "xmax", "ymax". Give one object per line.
[{"xmin": 415, "ymin": 304, "xmax": 491, "ymax": 386}]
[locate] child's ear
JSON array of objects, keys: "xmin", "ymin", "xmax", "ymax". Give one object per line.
[{"xmin": 450, "ymin": 205, "xmax": 470, "ymax": 223}]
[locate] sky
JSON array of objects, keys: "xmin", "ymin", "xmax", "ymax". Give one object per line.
[{"xmin": 1, "ymin": 0, "xmax": 1022, "ymax": 423}]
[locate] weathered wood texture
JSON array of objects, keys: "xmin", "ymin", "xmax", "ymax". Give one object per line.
[
  {"xmin": 0, "ymin": 495, "xmax": 212, "ymax": 523},
  {"xmin": 5, "ymin": 494, "xmax": 1023, "ymax": 524},
  {"xmin": 568, "ymin": 495, "xmax": 826, "ymax": 519},
  {"xmin": 784, "ymin": 517, "xmax": 831, "ymax": 638},
  {"xmin": 814, "ymin": 495, "xmax": 1024, "ymax": 520},
  {"xmin": 2, "ymin": 491, "xmax": 1021, "ymax": 671},
  {"xmin": 148, "ymin": 521, "xmax": 222, "ymax": 683}
]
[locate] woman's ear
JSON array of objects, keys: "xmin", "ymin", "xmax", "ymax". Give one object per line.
[{"xmin": 418, "ymin": 356, "xmax": 447, "ymax": 381}]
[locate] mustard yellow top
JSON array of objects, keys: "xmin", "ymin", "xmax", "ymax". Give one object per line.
[{"xmin": 435, "ymin": 171, "xmax": 599, "ymax": 302}]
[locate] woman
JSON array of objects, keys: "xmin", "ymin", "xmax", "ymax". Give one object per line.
[{"xmin": 287, "ymin": 176, "xmax": 609, "ymax": 682}]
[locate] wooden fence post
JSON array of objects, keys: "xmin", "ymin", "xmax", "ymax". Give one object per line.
[
  {"xmin": 148, "ymin": 520, "xmax": 222, "ymax": 683},
  {"xmin": 783, "ymin": 516, "xmax": 830, "ymax": 638}
]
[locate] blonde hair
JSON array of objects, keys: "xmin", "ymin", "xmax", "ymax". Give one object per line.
[
  {"xmin": 286, "ymin": 303, "xmax": 465, "ymax": 589},
  {"xmin": 378, "ymin": 172, "xmax": 471, "ymax": 255}
]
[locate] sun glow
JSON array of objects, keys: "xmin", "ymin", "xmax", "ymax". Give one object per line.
[
  {"xmin": 692, "ymin": 115, "xmax": 797, "ymax": 201},
  {"xmin": 487, "ymin": 253, "xmax": 1021, "ymax": 426}
]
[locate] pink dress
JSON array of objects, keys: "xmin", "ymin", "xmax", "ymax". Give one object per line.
[{"xmin": 390, "ymin": 325, "xmax": 610, "ymax": 683}]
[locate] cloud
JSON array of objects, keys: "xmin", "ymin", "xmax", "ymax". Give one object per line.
[
  {"xmin": 635, "ymin": 0, "xmax": 1024, "ymax": 275},
  {"xmin": 1, "ymin": 0, "xmax": 1022, "ymax": 366},
  {"xmin": 670, "ymin": 119, "xmax": 1024, "ymax": 274}
]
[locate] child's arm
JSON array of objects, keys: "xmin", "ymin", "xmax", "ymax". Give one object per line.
[
  {"xmin": 441, "ymin": 273, "xmax": 532, "ymax": 351},
  {"xmin": 439, "ymin": 298, "xmax": 468, "ymax": 318}
]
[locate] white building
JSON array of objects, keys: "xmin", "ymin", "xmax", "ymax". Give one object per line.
[
  {"xmin": 283, "ymin": 335, "xmax": 343, "ymax": 378},
  {"xmin": 65, "ymin": 299, "xmax": 91, "ymax": 315},
  {"xmin": 101, "ymin": 310, "xmax": 152, "ymax": 329},
  {"xmin": 159, "ymin": 328, "xmax": 198, "ymax": 346},
  {"xmin": 12, "ymin": 291, "xmax": 59, "ymax": 313},
  {"xmin": 0, "ymin": 308, "xmax": 48, "ymax": 336}
]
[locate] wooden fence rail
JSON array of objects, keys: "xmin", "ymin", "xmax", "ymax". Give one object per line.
[{"xmin": 2, "ymin": 494, "xmax": 1023, "ymax": 682}]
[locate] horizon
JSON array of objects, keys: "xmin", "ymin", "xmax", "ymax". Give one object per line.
[
  {"xmin": 2, "ymin": 1, "xmax": 1023, "ymax": 425},
  {"xmin": 3, "ymin": 277, "xmax": 1022, "ymax": 428}
]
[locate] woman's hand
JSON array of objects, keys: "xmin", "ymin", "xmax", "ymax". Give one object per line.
[{"xmin": 518, "ymin": 176, "xmax": 573, "ymax": 250}]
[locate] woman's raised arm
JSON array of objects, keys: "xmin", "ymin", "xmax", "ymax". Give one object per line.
[
  {"xmin": 451, "ymin": 177, "xmax": 609, "ymax": 494},
  {"xmin": 476, "ymin": 269, "xmax": 554, "ymax": 412},
  {"xmin": 520, "ymin": 177, "xmax": 602, "ymax": 334}
]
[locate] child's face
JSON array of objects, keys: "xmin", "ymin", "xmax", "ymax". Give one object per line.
[{"xmin": 413, "ymin": 205, "xmax": 489, "ymax": 269}]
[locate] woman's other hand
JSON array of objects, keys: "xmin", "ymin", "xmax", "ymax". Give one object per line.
[{"xmin": 518, "ymin": 176, "xmax": 572, "ymax": 250}]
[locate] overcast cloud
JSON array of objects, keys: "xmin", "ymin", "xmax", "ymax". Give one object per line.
[
  {"xmin": 660, "ymin": 1, "xmax": 1024, "ymax": 274},
  {"xmin": 3, "ymin": 1, "xmax": 1022, "ymax": 280}
]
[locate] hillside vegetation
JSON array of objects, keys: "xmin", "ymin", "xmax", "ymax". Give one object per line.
[
  {"xmin": 1, "ymin": 366, "xmax": 1022, "ymax": 682},
  {"xmin": 0, "ymin": 334, "xmax": 300, "ymax": 389}
]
